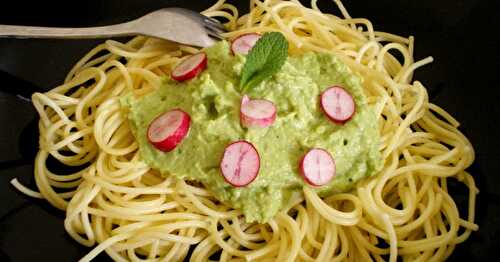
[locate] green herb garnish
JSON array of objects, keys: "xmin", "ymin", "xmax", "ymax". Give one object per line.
[{"xmin": 240, "ymin": 32, "xmax": 289, "ymax": 92}]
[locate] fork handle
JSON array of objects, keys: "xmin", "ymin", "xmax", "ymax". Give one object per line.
[{"xmin": 0, "ymin": 22, "xmax": 137, "ymax": 39}]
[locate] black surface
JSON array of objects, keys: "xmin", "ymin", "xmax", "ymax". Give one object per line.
[{"xmin": 0, "ymin": 0, "xmax": 499, "ymax": 261}]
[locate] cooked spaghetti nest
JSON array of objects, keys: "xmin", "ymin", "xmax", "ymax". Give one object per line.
[{"xmin": 13, "ymin": 0, "xmax": 478, "ymax": 261}]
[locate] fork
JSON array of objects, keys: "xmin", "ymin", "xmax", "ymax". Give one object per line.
[{"xmin": 0, "ymin": 8, "xmax": 226, "ymax": 47}]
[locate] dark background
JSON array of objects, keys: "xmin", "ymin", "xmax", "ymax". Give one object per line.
[{"xmin": 0, "ymin": 0, "xmax": 498, "ymax": 261}]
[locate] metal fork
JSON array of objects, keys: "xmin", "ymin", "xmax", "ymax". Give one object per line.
[{"xmin": 0, "ymin": 8, "xmax": 226, "ymax": 47}]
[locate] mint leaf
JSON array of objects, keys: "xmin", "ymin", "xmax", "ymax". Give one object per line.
[{"xmin": 240, "ymin": 32, "xmax": 288, "ymax": 92}]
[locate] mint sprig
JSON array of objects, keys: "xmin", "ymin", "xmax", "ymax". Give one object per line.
[{"xmin": 240, "ymin": 32, "xmax": 289, "ymax": 92}]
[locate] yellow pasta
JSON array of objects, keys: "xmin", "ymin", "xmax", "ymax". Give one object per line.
[{"xmin": 11, "ymin": 0, "xmax": 478, "ymax": 261}]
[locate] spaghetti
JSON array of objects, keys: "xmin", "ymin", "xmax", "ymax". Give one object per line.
[{"xmin": 12, "ymin": 0, "xmax": 478, "ymax": 261}]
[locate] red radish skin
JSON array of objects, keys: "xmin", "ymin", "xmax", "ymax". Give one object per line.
[
  {"xmin": 147, "ymin": 109, "xmax": 191, "ymax": 152},
  {"xmin": 231, "ymin": 33, "xmax": 262, "ymax": 55},
  {"xmin": 171, "ymin": 52, "xmax": 207, "ymax": 81},
  {"xmin": 220, "ymin": 141, "xmax": 260, "ymax": 187},
  {"xmin": 240, "ymin": 96, "xmax": 277, "ymax": 128},
  {"xmin": 320, "ymin": 86, "xmax": 356, "ymax": 124},
  {"xmin": 300, "ymin": 148, "xmax": 336, "ymax": 186}
]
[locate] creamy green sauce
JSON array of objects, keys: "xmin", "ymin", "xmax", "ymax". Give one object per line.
[{"xmin": 122, "ymin": 41, "xmax": 382, "ymax": 223}]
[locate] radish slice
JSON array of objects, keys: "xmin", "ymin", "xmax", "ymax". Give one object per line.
[
  {"xmin": 231, "ymin": 33, "xmax": 261, "ymax": 55},
  {"xmin": 320, "ymin": 86, "xmax": 356, "ymax": 124},
  {"xmin": 171, "ymin": 52, "xmax": 207, "ymax": 81},
  {"xmin": 147, "ymin": 109, "xmax": 191, "ymax": 152},
  {"xmin": 241, "ymin": 94, "xmax": 250, "ymax": 106},
  {"xmin": 299, "ymin": 148, "xmax": 336, "ymax": 186},
  {"xmin": 240, "ymin": 95, "xmax": 277, "ymax": 128},
  {"xmin": 220, "ymin": 141, "xmax": 260, "ymax": 187}
]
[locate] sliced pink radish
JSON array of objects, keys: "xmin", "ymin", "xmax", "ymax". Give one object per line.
[
  {"xmin": 240, "ymin": 94, "xmax": 250, "ymax": 106},
  {"xmin": 320, "ymin": 86, "xmax": 356, "ymax": 124},
  {"xmin": 231, "ymin": 33, "xmax": 261, "ymax": 55},
  {"xmin": 299, "ymin": 148, "xmax": 336, "ymax": 186},
  {"xmin": 240, "ymin": 95, "xmax": 276, "ymax": 128},
  {"xmin": 147, "ymin": 109, "xmax": 191, "ymax": 152},
  {"xmin": 171, "ymin": 52, "xmax": 207, "ymax": 81},
  {"xmin": 220, "ymin": 141, "xmax": 260, "ymax": 187}
]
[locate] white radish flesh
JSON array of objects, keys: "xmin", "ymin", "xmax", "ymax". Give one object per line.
[
  {"xmin": 231, "ymin": 33, "xmax": 261, "ymax": 55},
  {"xmin": 171, "ymin": 52, "xmax": 207, "ymax": 81},
  {"xmin": 220, "ymin": 141, "xmax": 260, "ymax": 187},
  {"xmin": 300, "ymin": 148, "xmax": 336, "ymax": 186},
  {"xmin": 320, "ymin": 86, "xmax": 356, "ymax": 124},
  {"xmin": 240, "ymin": 95, "xmax": 276, "ymax": 128},
  {"xmin": 147, "ymin": 109, "xmax": 191, "ymax": 152}
]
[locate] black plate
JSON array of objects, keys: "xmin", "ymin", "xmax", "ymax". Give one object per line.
[{"xmin": 1, "ymin": 0, "xmax": 499, "ymax": 261}]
